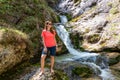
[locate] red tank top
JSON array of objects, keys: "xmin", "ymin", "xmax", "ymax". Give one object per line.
[{"xmin": 41, "ymin": 29, "xmax": 56, "ymax": 47}]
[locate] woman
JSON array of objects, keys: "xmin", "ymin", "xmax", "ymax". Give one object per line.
[{"xmin": 40, "ymin": 21, "xmax": 57, "ymax": 75}]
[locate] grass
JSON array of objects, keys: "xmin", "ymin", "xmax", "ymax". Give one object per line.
[{"xmin": 0, "ymin": 27, "xmax": 27, "ymax": 38}]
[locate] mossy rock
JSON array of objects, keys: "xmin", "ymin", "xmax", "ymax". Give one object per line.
[
  {"xmin": 72, "ymin": 67, "xmax": 93, "ymax": 78},
  {"xmin": 116, "ymin": 55, "xmax": 120, "ymax": 61},
  {"xmin": 109, "ymin": 7, "xmax": 119, "ymax": 14},
  {"xmin": 64, "ymin": 13, "xmax": 72, "ymax": 21},
  {"xmin": 74, "ymin": 0, "xmax": 81, "ymax": 3},
  {"xmin": 87, "ymin": 34, "xmax": 100, "ymax": 44},
  {"xmin": 0, "ymin": 27, "xmax": 33, "ymax": 75},
  {"xmin": 54, "ymin": 70, "xmax": 69, "ymax": 80},
  {"xmin": 69, "ymin": 32, "xmax": 85, "ymax": 51},
  {"xmin": 107, "ymin": 2, "xmax": 113, "ymax": 7},
  {"xmin": 109, "ymin": 55, "xmax": 120, "ymax": 66}
]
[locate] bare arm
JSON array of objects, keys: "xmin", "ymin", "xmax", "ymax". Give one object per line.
[
  {"xmin": 41, "ymin": 35, "xmax": 47, "ymax": 52},
  {"xmin": 53, "ymin": 30, "xmax": 57, "ymax": 47},
  {"xmin": 42, "ymin": 36, "xmax": 46, "ymax": 48}
]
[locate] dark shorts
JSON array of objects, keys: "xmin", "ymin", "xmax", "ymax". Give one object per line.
[{"xmin": 42, "ymin": 46, "xmax": 56, "ymax": 56}]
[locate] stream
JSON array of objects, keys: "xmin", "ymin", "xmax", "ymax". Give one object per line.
[{"xmin": 54, "ymin": 15, "xmax": 115, "ymax": 80}]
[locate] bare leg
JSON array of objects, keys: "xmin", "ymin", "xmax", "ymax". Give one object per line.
[
  {"xmin": 40, "ymin": 54, "xmax": 46, "ymax": 75},
  {"xmin": 50, "ymin": 56, "xmax": 55, "ymax": 73}
]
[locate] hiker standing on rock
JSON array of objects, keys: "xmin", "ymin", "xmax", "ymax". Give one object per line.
[{"xmin": 40, "ymin": 20, "xmax": 57, "ymax": 75}]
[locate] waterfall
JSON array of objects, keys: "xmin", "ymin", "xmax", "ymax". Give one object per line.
[
  {"xmin": 59, "ymin": 15, "xmax": 68, "ymax": 24},
  {"xmin": 54, "ymin": 15, "xmax": 115, "ymax": 80}
]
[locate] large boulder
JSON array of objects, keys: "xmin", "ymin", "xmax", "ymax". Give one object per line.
[
  {"xmin": 67, "ymin": 0, "xmax": 120, "ymax": 52},
  {"xmin": 0, "ymin": 28, "xmax": 33, "ymax": 75}
]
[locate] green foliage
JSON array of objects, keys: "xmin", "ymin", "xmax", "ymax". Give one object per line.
[
  {"xmin": 0, "ymin": 28, "xmax": 27, "ymax": 45},
  {"xmin": 69, "ymin": 32, "xmax": 85, "ymax": 51},
  {"xmin": 0, "ymin": 0, "xmax": 59, "ymax": 50},
  {"xmin": 72, "ymin": 67, "xmax": 93, "ymax": 78},
  {"xmin": 0, "ymin": 0, "xmax": 59, "ymax": 31}
]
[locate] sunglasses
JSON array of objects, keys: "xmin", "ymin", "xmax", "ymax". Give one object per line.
[{"xmin": 47, "ymin": 23, "xmax": 52, "ymax": 25}]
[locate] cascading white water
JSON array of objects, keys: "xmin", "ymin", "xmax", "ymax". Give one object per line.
[
  {"xmin": 54, "ymin": 15, "xmax": 115, "ymax": 80},
  {"xmin": 59, "ymin": 15, "xmax": 68, "ymax": 24}
]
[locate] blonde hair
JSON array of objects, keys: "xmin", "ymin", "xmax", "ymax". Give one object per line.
[{"xmin": 44, "ymin": 21, "xmax": 55, "ymax": 34}]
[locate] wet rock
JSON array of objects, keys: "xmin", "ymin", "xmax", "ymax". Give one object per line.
[
  {"xmin": 54, "ymin": 61, "xmax": 101, "ymax": 80},
  {"xmin": 72, "ymin": 67, "xmax": 93, "ymax": 78}
]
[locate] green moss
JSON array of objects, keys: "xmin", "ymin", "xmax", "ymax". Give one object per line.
[
  {"xmin": 116, "ymin": 55, "xmax": 120, "ymax": 62},
  {"xmin": 109, "ymin": 7, "xmax": 119, "ymax": 14},
  {"xmin": 69, "ymin": 32, "xmax": 85, "ymax": 51},
  {"xmin": 109, "ymin": 58, "xmax": 119, "ymax": 66},
  {"xmin": 32, "ymin": 62, "xmax": 40, "ymax": 67},
  {"xmin": 0, "ymin": 28, "xmax": 29, "ymax": 46},
  {"xmin": 70, "ymin": 33, "xmax": 80, "ymax": 49},
  {"xmin": 54, "ymin": 70, "xmax": 69, "ymax": 80},
  {"xmin": 71, "ymin": 15, "xmax": 81, "ymax": 22},
  {"xmin": 0, "ymin": 28, "xmax": 27, "ymax": 38},
  {"xmin": 79, "ymin": 46, "xmax": 85, "ymax": 51},
  {"xmin": 64, "ymin": 13, "xmax": 72, "ymax": 21},
  {"xmin": 74, "ymin": 0, "xmax": 81, "ymax": 3},
  {"xmin": 107, "ymin": 2, "xmax": 113, "ymax": 7},
  {"xmin": 87, "ymin": 34, "xmax": 100, "ymax": 44},
  {"xmin": 110, "ymin": 23, "xmax": 119, "ymax": 27},
  {"xmin": 109, "ymin": 55, "xmax": 120, "ymax": 66},
  {"xmin": 72, "ymin": 67, "xmax": 93, "ymax": 78}
]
